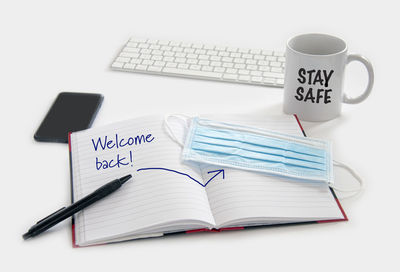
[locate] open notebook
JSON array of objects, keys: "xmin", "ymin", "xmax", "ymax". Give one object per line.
[{"xmin": 69, "ymin": 115, "xmax": 346, "ymax": 247}]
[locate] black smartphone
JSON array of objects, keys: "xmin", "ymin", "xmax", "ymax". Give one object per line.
[{"xmin": 34, "ymin": 92, "xmax": 104, "ymax": 143}]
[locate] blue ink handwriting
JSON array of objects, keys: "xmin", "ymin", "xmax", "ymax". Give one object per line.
[
  {"xmin": 91, "ymin": 133, "xmax": 154, "ymax": 151},
  {"xmin": 136, "ymin": 167, "xmax": 225, "ymax": 187},
  {"xmin": 92, "ymin": 132, "xmax": 155, "ymax": 171}
]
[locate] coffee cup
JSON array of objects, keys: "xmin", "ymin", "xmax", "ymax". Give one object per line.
[{"xmin": 283, "ymin": 33, "xmax": 374, "ymax": 121}]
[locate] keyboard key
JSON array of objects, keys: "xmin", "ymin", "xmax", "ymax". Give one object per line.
[
  {"xmin": 195, "ymin": 49, "xmax": 206, "ymax": 54},
  {"xmin": 142, "ymin": 59, "xmax": 154, "ymax": 65},
  {"xmin": 178, "ymin": 63, "xmax": 189, "ymax": 69},
  {"xmin": 239, "ymin": 75, "xmax": 250, "ymax": 81},
  {"xmin": 277, "ymin": 78, "xmax": 284, "ymax": 85},
  {"xmin": 245, "ymin": 59, "xmax": 257, "ymax": 65},
  {"xmin": 251, "ymin": 76, "xmax": 263, "ymax": 83},
  {"xmin": 140, "ymin": 54, "xmax": 151, "ymax": 60},
  {"xmin": 154, "ymin": 61, "xmax": 166, "ymax": 67},
  {"xmin": 187, "ymin": 53, "xmax": 198, "ymax": 59},
  {"xmin": 218, "ymin": 51, "xmax": 230, "ymax": 57},
  {"xmin": 151, "ymin": 50, "xmax": 163, "ymax": 55},
  {"xmin": 163, "ymin": 51, "xmax": 174, "ymax": 57},
  {"xmin": 126, "ymin": 42, "xmax": 138, "ymax": 48},
  {"xmin": 263, "ymin": 71, "xmax": 284, "ymax": 78},
  {"xmin": 265, "ymin": 56, "xmax": 277, "ymax": 61},
  {"xmin": 223, "ymin": 73, "xmax": 237, "ymax": 80},
  {"xmin": 199, "ymin": 54, "xmax": 209, "ymax": 60},
  {"xmin": 184, "ymin": 48, "xmax": 195, "ymax": 53},
  {"xmin": 148, "ymin": 65, "xmax": 162, "ymax": 72},
  {"xmin": 161, "ymin": 45, "xmax": 172, "ymax": 51},
  {"xmin": 172, "ymin": 46, "xmax": 183, "ymax": 52},
  {"xmin": 202, "ymin": 66, "xmax": 213, "ymax": 72},
  {"xmin": 111, "ymin": 62, "xmax": 124, "ymax": 68},
  {"xmin": 210, "ymin": 61, "xmax": 222, "ymax": 67},
  {"xmin": 175, "ymin": 52, "xmax": 186, "ymax": 58},
  {"xmin": 270, "ymin": 61, "xmax": 281, "ymax": 67},
  {"xmin": 116, "ymin": 57, "xmax": 130, "ymax": 63},
  {"xmin": 124, "ymin": 63, "xmax": 136, "ymax": 69},
  {"xmin": 271, "ymin": 67, "xmax": 283, "ymax": 73},
  {"xmin": 262, "ymin": 50, "xmax": 273, "ymax": 55},
  {"xmin": 135, "ymin": 64, "xmax": 147, "ymax": 70},
  {"xmin": 226, "ymin": 68, "xmax": 238, "ymax": 74},
  {"xmin": 222, "ymin": 57, "xmax": 233, "ymax": 62},
  {"xmin": 210, "ymin": 56, "xmax": 221, "ymax": 61},
  {"xmin": 214, "ymin": 67, "xmax": 225, "ymax": 73},
  {"xmin": 166, "ymin": 62, "xmax": 177, "ymax": 68},
  {"xmin": 198, "ymin": 60, "xmax": 210, "ymax": 65},
  {"xmin": 149, "ymin": 44, "xmax": 161, "ymax": 50},
  {"xmin": 222, "ymin": 62, "xmax": 234, "ymax": 68},
  {"xmin": 181, "ymin": 42, "xmax": 192, "ymax": 47},
  {"xmin": 274, "ymin": 51, "xmax": 285, "ymax": 57},
  {"xmin": 138, "ymin": 43, "xmax": 149, "ymax": 49},
  {"xmin": 163, "ymin": 67, "xmax": 222, "ymax": 79},
  {"xmin": 233, "ymin": 58, "xmax": 245, "ymax": 64},
  {"xmin": 250, "ymin": 71, "xmax": 262, "ymax": 76},
  {"xmin": 263, "ymin": 77, "xmax": 276, "ymax": 84},
  {"xmin": 187, "ymin": 59, "xmax": 198, "ymax": 64},
  {"xmin": 130, "ymin": 58, "xmax": 142, "ymax": 64},
  {"xmin": 175, "ymin": 58, "xmax": 186, "ymax": 63},
  {"xmin": 238, "ymin": 69, "xmax": 250, "ymax": 75},
  {"xmin": 192, "ymin": 43, "xmax": 203, "ymax": 49},
  {"xmin": 158, "ymin": 40, "xmax": 169, "ymax": 45},
  {"xmin": 169, "ymin": 41, "xmax": 181, "ymax": 46},
  {"xmin": 207, "ymin": 50, "xmax": 218, "ymax": 56},
  {"xmin": 250, "ymin": 49, "xmax": 262, "ymax": 54},
  {"xmin": 151, "ymin": 55, "xmax": 163, "ymax": 61},
  {"xmin": 120, "ymin": 52, "xmax": 139, "ymax": 58},
  {"xmin": 123, "ymin": 47, "xmax": 140, "ymax": 53},
  {"xmin": 189, "ymin": 64, "xmax": 201, "ymax": 70},
  {"xmin": 163, "ymin": 56, "xmax": 174, "ymax": 62},
  {"xmin": 234, "ymin": 63, "xmax": 245, "ymax": 69}
]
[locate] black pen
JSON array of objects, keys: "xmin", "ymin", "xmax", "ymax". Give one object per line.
[{"xmin": 23, "ymin": 174, "xmax": 132, "ymax": 240}]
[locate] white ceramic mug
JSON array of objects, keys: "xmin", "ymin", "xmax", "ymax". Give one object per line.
[{"xmin": 283, "ymin": 33, "xmax": 374, "ymax": 121}]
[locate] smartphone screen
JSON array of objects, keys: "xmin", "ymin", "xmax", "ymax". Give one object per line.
[{"xmin": 34, "ymin": 92, "xmax": 103, "ymax": 143}]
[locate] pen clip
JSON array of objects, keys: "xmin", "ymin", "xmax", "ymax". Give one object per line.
[{"xmin": 36, "ymin": 207, "xmax": 66, "ymax": 224}]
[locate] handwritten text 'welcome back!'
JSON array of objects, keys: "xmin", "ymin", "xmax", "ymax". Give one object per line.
[{"xmin": 91, "ymin": 133, "xmax": 155, "ymax": 171}]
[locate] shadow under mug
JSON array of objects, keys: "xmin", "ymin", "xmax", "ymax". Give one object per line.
[{"xmin": 283, "ymin": 33, "xmax": 374, "ymax": 122}]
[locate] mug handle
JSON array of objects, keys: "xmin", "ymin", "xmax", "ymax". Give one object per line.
[{"xmin": 342, "ymin": 54, "xmax": 374, "ymax": 104}]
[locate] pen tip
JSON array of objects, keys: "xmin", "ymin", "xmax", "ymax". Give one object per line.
[
  {"xmin": 22, "ymin": 232, "xmax": 31, "ymax": 240},
  {"xmin": 119, "ymin": 174, "xmax": 132, "ymax": 184}
]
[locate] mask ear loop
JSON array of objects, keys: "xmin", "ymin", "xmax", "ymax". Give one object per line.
[
  {"xmin": 164, "ymin": 114, "xmax": 191, "ymax": 147},
  {"xmin": 332, "ymin": 160, "xmax": 364, "ymax": 199}
]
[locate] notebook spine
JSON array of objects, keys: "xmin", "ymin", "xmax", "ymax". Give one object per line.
[{"xmin": 68, "ymin": 132, "xmax": 79, "ymax": 248}]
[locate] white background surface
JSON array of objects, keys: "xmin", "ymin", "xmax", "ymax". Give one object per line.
[{"xmin": 1, "ymin": 0, "xmax": 399, "ymax": 271}]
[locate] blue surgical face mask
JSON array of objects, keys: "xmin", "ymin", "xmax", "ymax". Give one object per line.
[{"xmin": 165, "ymin": 116, "xmax": 334, "ymax": 185}]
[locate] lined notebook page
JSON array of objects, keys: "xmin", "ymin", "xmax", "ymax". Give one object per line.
[
  {"xmin": 199, "ymin": 115, "xmax": 344, "ymax": 227},
  {"xmin": 70, "ymin": 116, "xmax": 214, "ymax": 246}
]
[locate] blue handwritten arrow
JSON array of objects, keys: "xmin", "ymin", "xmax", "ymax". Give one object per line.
[{"xmin": 136, "ymin": 167, "xmax": 225, "ymax": 187}]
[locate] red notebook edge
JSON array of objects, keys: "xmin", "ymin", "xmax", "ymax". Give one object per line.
[
  {"xmin": 68, "ymin": 115, "xmax": 347, "ymax": 247},
  {"xmin": 68, "ymin": 132, "xmax": 80, "ymax": 248},
  {"xmin": 294, "ymin": 114, "xmax": 348, "ymax": 223}
]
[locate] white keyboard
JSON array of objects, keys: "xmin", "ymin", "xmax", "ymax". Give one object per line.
[{"xmin": 111, "ymin": 37, "xmax": 285, "ymax": 87}]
